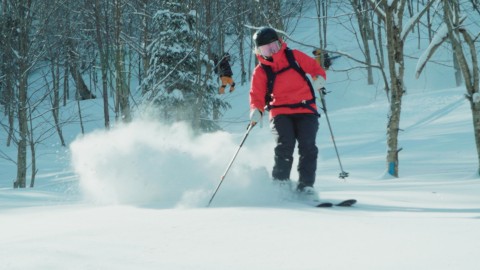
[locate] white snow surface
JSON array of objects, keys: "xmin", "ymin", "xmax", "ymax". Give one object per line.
[
  {"xmin": 2, "ymin": 6, "xmax": 480, "ymax": 270},
  {"xmin": 2, "ymin": 84, "xmax": 479, "ymax": 270}
]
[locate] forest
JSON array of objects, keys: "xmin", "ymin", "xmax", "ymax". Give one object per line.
[{"xmin": 1, "ymin": 0, "xmax": 480, "ymax": 188}]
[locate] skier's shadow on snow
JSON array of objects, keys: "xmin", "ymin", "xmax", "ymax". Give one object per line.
[{"xmin": 356, "ymin": 204, "xmax": 480, "ymax": 215}]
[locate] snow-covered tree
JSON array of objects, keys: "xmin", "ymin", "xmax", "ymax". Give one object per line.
[
  {"xmin": 141, "ymin": 2, "xmax": 228, "ymax": 132},
  {"xmin": 368, "ymin": 0, "xmax": 436, "ymax": 177},
  {"xmin": 416, "ymin": 0, "xmax": 480, "ymax": 175}
]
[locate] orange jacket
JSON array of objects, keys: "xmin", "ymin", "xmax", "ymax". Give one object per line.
[{"xmin": 249, "ymin": 42, "xmax": 326, "ymax": 118}]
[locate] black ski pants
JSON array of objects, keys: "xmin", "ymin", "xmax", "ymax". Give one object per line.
[{"xmin": 270, "ymin": 113, "xmax": 319, "ymax": 188}]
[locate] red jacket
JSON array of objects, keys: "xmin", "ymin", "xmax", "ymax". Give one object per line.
[{"xmin": 249, "ymin": 42, "xmax": 326, "ymax": 118}]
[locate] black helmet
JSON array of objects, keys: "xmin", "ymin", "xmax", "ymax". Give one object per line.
[{"xmin": 253, "ymin": 27, "xmax": 279, "ymax": 47}]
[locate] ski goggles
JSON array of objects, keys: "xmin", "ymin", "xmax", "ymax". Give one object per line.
[{"xmin": 257, "ymin": 41, "xmax": 281, "ymax": 57}]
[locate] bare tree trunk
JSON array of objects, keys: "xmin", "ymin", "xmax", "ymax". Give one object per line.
[
  {"xmin": 27, "ymin": 105, "xmax": 36, "ymax": 188},
  {"xmin": 384, "ymin": 2, "xmax": 407, "ymax": 177},
  {"xmin": 63, "ymin": 64, "xmax": 69, "ymax": 106},
  {"xmin": 14, "ymin": 0, "xmax": 33, "ymax": 188},
  {"xmin": 370, "ymin": 15, "xmax": 390, "ymax": 100},
  {"xmin": 203, "ymin": 0, "xmax": 219, "ymax": 121},
  {"xmin": 29, "ymin": 145, "xmax": 37, "ymax": 188},
  {"xmin": 369, "ymin": 0, "xmax": 434, "ymax": 177},
  {"xmin": 93, "ymin": 0, "xmax": 110, "ymax": 129},
  {"xmin": 51, "ymin": 59, "xmax": 66, "ymax": 146},
  {"xmin": 322, "ymin": 0, "xmax": 327, "ymax": 47},
  {"xmin": 6, "ymin": 85, "xmax": 14, "ymax": 147},
  {"xmin": 77, "ymin": 98, "xmax": 85, "ymax": 135},
  {"xmin": 367, "ymin": 0, "xmax": 408, "ymax": 177},
  {"xmin": 453, "ymin": 50, "xmax": 463, "ymax": 86},
  {"xmin": 270, "ymin": 0, "xmax": 284, "ymax": 30},
  {"xmin": 469, "ymin": 96, "xmax": 480, "ymax": 175},
  {"xmin": 351, "ymin": 0, "xmax": 374, "ymax": 85},
  {"xmin": 16, "ymin": 74, "xmax": 28, "ymax": 188},
  {"xmin": 139, "ymin": 0, "xmax": 150, "ymax": 95},
  {"xmin": 234, "ymin": 0, "xmax": 247, "ymax": 84},
  {"xmin": 377, "ymin": 16, "xmax": 385, "ymax": 68},
  {"xmin": 114, "ymin": 0, "xmax": 131, "ymax": 123},
  {"xmin": 69, "ymin": 61, "xmax": 96, "ymax": 100},
  {"xmin": 1, "ymin": 8, "xmax": 16, "ymax": 147},
  {"xmin": 450, "ymin": 1, "xmax": 463, "ymax": 87},
  {"xmin": 314, "ymin": 0, "xmax": 327, "ymax": 49},
  {"xmin": 458, "ymin": 31, "xmax": 480, "ymax": 174},
  {"xmin": 192, "ymin": 6, "xmax": 202, "ymax": 131},
  {"xmin": 66, "ymin": 26, "xmax": 95, "ymax": 101},
  {"xmin": 443, "ymin": 1, "xmax": 480, "ymax": 174}
]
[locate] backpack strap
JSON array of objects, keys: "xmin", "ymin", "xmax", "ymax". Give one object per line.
[
  {"xmin": 261, "ymin": 48, "xmax": 319, "ymax": 117},
  {"xmin": 261, "ymin": 58, "xmax": 292, "ymax": 109},
  {"xmin": 285, "ymin": 49, "xmax": 316, "ymax": 101},
  {"xmin": 261, "ymin": 64, "xmax": 275, "ymax": 108}
]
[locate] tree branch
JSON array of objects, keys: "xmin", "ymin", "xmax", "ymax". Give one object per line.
[
  {"xmin": 459, "ymin": 28, "xmax": 479, "ymax": 93},
  {"xmin": 401, "ymin": 0, "xmax": 438, "ymax": 41},
  {"xmin": 415, "ymin": 23, "xmax": 449, "ymax": 79},
  {"xmin": 367, "ymin": 0, "xmax": 386, "ymax": 20}
]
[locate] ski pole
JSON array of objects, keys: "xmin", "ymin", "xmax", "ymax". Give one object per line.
[
  {"xmin": 207, "ymin": 123, "xmax": 255, "ymax": 207},
  {"xmin": 318, "ymin": 87, "xmax": 349, "ymax": 179}
]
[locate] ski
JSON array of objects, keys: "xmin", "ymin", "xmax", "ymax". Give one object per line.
[
  {"xmin": 316, "ymin": 202, "xmax": 334, "ymax": 207},
  {"xmin": 316, "ymin": 199, "xmax": 357, "ymax": 208}
]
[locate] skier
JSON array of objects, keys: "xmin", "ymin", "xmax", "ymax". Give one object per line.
[
  {"xmin": 214, "ymin": 53, "xmax": 236, "ymax": 94},
  {"xmin": 312, "ymin": 48, "xmax": 332, "ymax": 70},
  {"xmin": 249, "ymin": 27, "xmax": 327, "ymax": 201}
]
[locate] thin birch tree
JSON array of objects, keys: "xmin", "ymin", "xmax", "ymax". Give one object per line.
[{"xmin": 368, "ymin": 0, "xmax": 435, "ymax": 177}]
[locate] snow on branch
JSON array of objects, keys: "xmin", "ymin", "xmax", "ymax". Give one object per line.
[
  {"xmin": 366, "ymin": 0, "xmax": 386, "ymax": 19},
  {"xmin": 416, "ymin": 14, "xmax": 468, "ymax": 79},
  {"xmin": 415, "ymin": 23, "xmax": 449, "ymax": 79},
  {"xmin": 401, "ymin": 0, "xmax": 439, "ymax": 41}
]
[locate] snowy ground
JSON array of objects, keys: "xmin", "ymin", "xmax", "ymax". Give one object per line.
[{"xmin": 1, "ymin": 84, "xmax": 479, "ymax": 269}]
